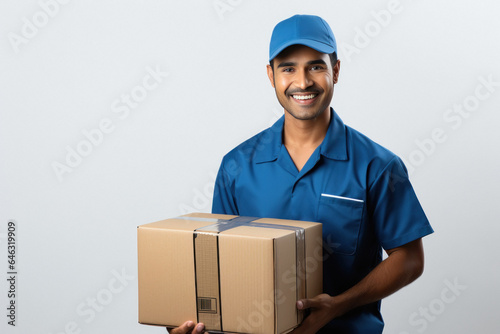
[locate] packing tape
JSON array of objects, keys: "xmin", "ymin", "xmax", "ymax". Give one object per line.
[{"xmin": 174, "ymin": 216, "xmax": 306, "ymax": 331}]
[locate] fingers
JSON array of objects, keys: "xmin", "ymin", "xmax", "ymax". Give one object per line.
[
  {"xmin": 297, "ymin": 297, "xmax": 322, "ymax": 310},
  {"xmin": 297, "ymin": 293, "xmax": 330, "ymax": 310},
  {"xmin": 297, "ymin": 298, "xmax": 314, "ymax": 310},
  {"xmin": 168, "ymin": 321, "xmax": 203, "ymax": 334},
  {"xmin": 167, "ymin": 321, "xmax": 190, "ymax": 334},
  {"xmin": 193, "ymin": 323, "xmax": 205, "ymax": 333}
]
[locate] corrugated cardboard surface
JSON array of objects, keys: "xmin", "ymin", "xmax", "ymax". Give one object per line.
[
  {"xmin": 218, "ymin": 232, "xmax": 276, "ymax": 333},
  {"xmin": 137, "ymin": 227, "xmax": 197, "ymax": 325},
  {"xmin": 137, "ymin": 213, "xmax": 323, "ymax": 333}
]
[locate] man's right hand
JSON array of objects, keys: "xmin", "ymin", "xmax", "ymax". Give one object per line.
[{"xmin": 167, "ymin": 321, "xmax": 205, "ymax": 334}]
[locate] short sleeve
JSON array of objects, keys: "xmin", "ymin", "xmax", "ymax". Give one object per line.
[
  {"xmin": 212, "ymin": 159, "xmax": 239, "ymax": 215},
  {"xmin": 368, "ymin": 157, "xmax": 434, "ymax": 250}
]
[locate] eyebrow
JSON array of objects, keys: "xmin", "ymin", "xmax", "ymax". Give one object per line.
[{"xmin": 277, "ymin": 59, "xmax": 328, "ymax": 68}]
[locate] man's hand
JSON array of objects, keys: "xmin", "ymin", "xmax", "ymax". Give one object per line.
[
  {"xmin": 290, "ymin": 239, "xmax": 425, "ymax": 333},
  {"xmin": 167, "ymin": 321, "xmax": 205, "ymax": 334},
  {"xmin": 290, "ymin": 294, "xmax": 345, "ymax": 334}
]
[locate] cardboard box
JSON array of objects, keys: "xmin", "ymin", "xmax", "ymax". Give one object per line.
[{"xmin": 138, "ymin": 213, "xmax": 323, "ymax": 333}]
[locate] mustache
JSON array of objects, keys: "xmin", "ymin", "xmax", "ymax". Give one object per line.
[{"xmin": 286, "ymin": 88, "xmax": 321, "ymax": 96}]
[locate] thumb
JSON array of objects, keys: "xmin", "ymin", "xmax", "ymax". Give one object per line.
[{"xmin": 297, "ymin": 298, "xmax": 317, "ymax": 310}]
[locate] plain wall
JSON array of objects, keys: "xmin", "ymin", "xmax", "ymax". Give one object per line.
[{"xmin": 1, "ymin": 0, "xmax": 499, "ymax": 333}]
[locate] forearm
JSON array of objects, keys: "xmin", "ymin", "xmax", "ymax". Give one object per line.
[
  {"xmin": 333, "ymin": 239, "xmax": 424, "ymax": 316},
  {"xmin": 290, "ymin": 239, "xmax": 425, "ymax": 334}
]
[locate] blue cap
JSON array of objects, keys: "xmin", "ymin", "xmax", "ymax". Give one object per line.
[{"xmin": 269, "ymin": 15, "xmax": 337, "ymax": 62}]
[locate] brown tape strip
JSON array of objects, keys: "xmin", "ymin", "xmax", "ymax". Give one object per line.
[{"xmin": 193, "ymin": 231, "xmax": 222, "ymax": 330}]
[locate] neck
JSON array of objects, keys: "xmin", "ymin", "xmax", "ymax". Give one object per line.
[{"xmin": 283, "ymin": 108, "xmax": 331, "ymax": 149}]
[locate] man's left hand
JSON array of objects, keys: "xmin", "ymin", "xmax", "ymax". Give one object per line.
[{"xmin": 289, "ymin": 293, "xmax": 343, "ymax": 334}]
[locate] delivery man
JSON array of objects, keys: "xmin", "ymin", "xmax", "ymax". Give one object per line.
[{"xmin": 169, "ymin": 14, "xmax": 433, "ymax": 334}]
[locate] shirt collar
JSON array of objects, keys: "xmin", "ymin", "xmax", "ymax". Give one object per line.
[
  {"xmin": 254, "ymin": 107, "xmax": 348, "ymax": 163},
  {"xmin": 320, "ymin": 108, "xmax": 348, "ymax": 161}
]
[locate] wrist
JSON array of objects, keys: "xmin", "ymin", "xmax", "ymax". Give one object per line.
[{"xmin": 330, "ymin": 293, "xmax": 354, "ymax": 319}]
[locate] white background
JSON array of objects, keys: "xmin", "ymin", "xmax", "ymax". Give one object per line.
[{"xmin": 1, "ymin": 0, "xmax": 499, "ymax": 333}]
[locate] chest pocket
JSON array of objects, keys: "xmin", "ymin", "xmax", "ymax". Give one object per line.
[{"xmin": 317, "ymin": 194, "xmax": 364, "ymax": 256}]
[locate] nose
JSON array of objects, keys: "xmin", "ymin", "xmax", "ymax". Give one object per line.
[{"xmin": 295, "ymin": 68, "xmax": 313, "ymax": 90}]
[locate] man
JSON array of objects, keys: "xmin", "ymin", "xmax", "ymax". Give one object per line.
[{"xmin": 170, "ymin": 14, "xmax": 433, "ymax": 334}]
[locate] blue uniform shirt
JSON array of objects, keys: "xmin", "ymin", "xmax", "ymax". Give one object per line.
[{"xmin": 212, "ymin": 108, "xmax": 433, "ymax": 333}]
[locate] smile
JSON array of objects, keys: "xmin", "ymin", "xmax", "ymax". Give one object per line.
[{"xmin": 291, "ymin": 94, "xmax": 318, "ymax": 100}]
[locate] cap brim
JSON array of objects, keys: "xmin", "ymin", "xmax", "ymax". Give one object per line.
[{"xmin": 269, "ymin": 38, "xmax": 336, "ymax": 61}]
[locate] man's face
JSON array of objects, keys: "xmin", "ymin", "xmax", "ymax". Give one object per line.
[{"xmin": 267, "ymin": 45, "xmax": 340, "ymax": 121}]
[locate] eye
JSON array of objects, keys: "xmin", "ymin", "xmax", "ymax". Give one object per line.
[
  {"xmin": 310, "ymin": 65, "xmax": 325, "ymax": 71},
  {"xmin": 282, "ymin": 67, "xmax": 294, "ymax": 73}
]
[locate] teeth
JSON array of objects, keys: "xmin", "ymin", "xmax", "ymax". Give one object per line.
[{"xmin": 293, "ymin": 94, "xmax": 317, "ymax": 100}]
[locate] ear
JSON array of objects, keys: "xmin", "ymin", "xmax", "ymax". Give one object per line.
[
  {"xmin": 266, "ymin": 64, "xmax": 275, "ymax": 88},
  {"xmin": 333, "ymin": 60, "xmax": 341, "ymax": 84}
]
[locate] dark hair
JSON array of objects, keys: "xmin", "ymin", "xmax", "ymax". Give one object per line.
[{"xmin": 270, "ymin": 52, "xmax": 338, "ymax": 71}]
